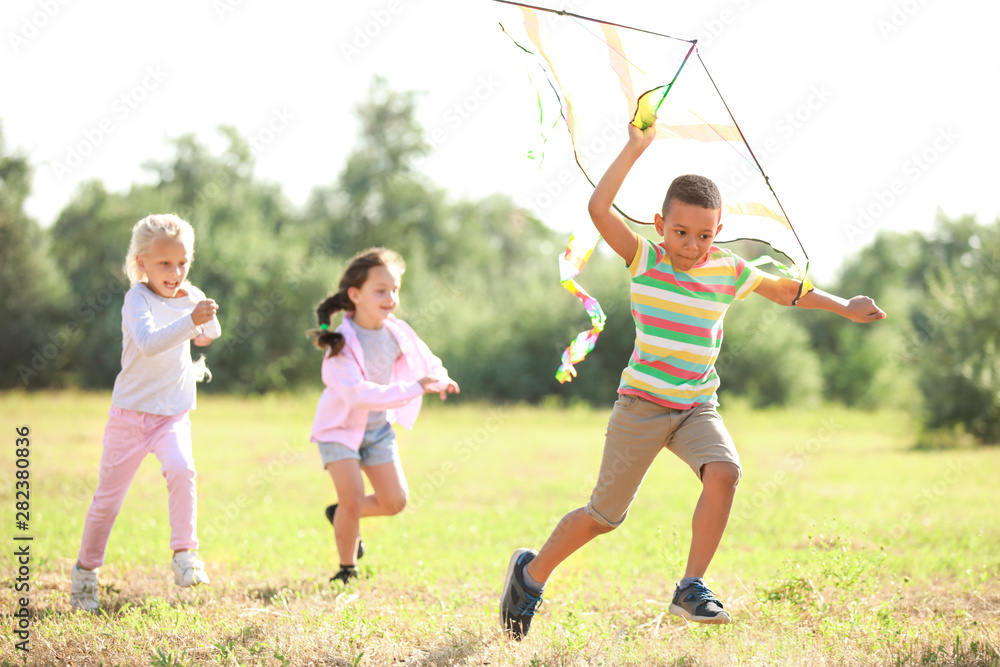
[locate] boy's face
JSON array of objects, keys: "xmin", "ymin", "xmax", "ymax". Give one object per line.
[{"xmin": 654, "ymin": 200, "xmax": 722, "ymax": 272}]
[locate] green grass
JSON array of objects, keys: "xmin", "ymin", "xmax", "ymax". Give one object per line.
[{"xmin": 1, "ymin": 391, "xmax": 998, "ymax": 666}]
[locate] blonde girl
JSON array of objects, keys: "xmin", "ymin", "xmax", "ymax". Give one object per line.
[{"xmin": 70, "ymin": 214, "xmax": 221, "ymax": 611}]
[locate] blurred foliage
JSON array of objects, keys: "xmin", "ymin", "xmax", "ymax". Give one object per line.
[
  {"xmin": 716, "ymin": 292, "xmax": 822, "ymax": 409},
  {"xmin": 811, "ymin": 215, "xmax": 1000, "ymax": 445},
  {"xmin": 1, "ymin": 80, "xmax": 998, "ymax": 445},
  {"xmin": 0, "ymin": 125, "xmax": 74, "ymax": 389},
  {"xmin": 913, "ymin": 216, "xmax": 1000, "ymax": 444}
]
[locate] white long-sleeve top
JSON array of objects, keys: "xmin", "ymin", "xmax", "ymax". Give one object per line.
[{"xmin": 110, "ymin": 282, "xmax": 217, "ymax": 416}]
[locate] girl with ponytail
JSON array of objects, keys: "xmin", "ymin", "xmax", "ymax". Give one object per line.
[{"xmin": 307, "ymin": 247, "xmax": 459, "ymax": 585}]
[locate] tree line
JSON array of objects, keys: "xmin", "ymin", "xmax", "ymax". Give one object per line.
[{"xmin": 2, "ymin": 78, "xmax": 997, "ymax": 446}]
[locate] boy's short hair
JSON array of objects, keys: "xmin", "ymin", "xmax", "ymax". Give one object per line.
[{"xmin": 662, "ymin": 174, "xmax": 721, "ymax": 215}]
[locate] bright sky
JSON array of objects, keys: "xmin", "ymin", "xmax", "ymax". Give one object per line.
[{"xmin": 3, "ymin": 0, "xmax": 998, "ymax": 283}]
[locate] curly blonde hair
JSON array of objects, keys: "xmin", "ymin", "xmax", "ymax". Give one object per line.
[{"xmin": 124, "ymin": 214, "xmax": 196, "ymax": 285}]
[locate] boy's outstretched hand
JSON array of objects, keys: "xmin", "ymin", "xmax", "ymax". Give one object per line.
[{"xmin": 844, "ymin": 295, "xmax": 886, "ymax": 323}]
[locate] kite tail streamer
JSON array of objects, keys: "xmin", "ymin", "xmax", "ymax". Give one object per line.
[
  {"xmin": 554, "ymin": 44, "xmax": 695, "ymax": 383},
  {"xmin": 555, "ymin": 228, "xmax": 606, "ymax": 383}
]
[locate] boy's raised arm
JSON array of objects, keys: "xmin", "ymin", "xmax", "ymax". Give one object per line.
[{"xmin": 588, "ymin": 123, "xmax": 657, "ymax": 262}]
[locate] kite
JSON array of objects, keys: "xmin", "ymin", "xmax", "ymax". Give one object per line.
[{"xmin": 493, "ymin": 1, "xmax": 813, "ymax": 382}]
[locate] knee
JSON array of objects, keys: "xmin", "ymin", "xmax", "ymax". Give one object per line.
[
  {"xmin": 87, "ymin": 496, "xmax": 123, "ymax": 519},
  {"xmin": 594, "ymin": 521, "xmax": 617, "ymax": 536},
  {"xmin": 337, "ymin": 493, "xmax": 365, "ymax": 516},
  {"xmin": 578, "ymin": 506, "xmax": 618, "ymax": 535},
  {"xmin": 161, "ymin": 454, "xmax": 197, "ymax": 480},
  {"xmin": 382, "ymin": 490, "xmax": 408, "ymax": 516},
  {"xmin": 701, "ymin": 462, "xmax": 741, "ymax": 490}
]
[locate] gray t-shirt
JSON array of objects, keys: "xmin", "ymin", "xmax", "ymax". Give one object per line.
[{"xmin": 349, "ymin": 319, "xmax": 401, "ymax": 427}]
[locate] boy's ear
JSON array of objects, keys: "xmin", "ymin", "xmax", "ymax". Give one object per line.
[{"xmin": 654, "ymin": 212, "xmax": 664, "ymax": 236}]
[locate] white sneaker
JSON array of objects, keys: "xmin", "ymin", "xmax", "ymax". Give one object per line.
[
  {"xmin": 171, "ymin": 551, "xmax": 210, "ymax": 587},
  {"xmin": 70, "ymin": 563, "xmax": 99, "ymax": 612}
]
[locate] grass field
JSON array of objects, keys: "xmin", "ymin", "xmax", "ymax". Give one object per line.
[{"xmin": 1, "ymin": 391, "xmax": 998, "ymax": 666}]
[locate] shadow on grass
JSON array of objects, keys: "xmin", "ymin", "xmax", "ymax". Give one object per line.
[{"xmin": 404, "ymin": 632, "xmax": 489, "ymax": 667}]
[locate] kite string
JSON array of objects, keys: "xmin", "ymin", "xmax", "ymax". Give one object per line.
[
  {"xmin": 694, "ymin": 51, "xmax": 811, "ymax": 291},
  {"xmin": 491, "ymin": 0, "xmax": 696, "ymax": 44}
]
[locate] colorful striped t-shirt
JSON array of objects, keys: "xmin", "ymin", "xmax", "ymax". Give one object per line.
[{"xmin": 619, "ymin": 238, "xmax": 764, "ymax": 409}]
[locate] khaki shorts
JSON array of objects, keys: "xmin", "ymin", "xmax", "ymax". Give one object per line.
[{"xmin": 585, "ymin": 394, "xmax": 741, "ymax": 528}]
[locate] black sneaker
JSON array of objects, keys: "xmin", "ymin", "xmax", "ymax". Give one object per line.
[
  {"xmin": 668, "ymin": 580, "xmax": 732, "ymax": 624},
  {"xmin": 329, "ymin": 565, "xmax": 358, "ymax": 585},
  {"xmin": 500, "ymin": 548, "xmax": 544, "ymax": 640},
  {"xmin": 324, "ymin": 503, "xmax": 366, "ymax": 559}
]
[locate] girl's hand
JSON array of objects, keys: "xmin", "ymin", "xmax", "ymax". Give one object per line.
[
  {"xmin": 191, "ymin": 299, "xmax": 219, "ymax": 326},
  {"xmin": 419, "ymin": 375, "xmax": 461, "ymax": 400}
]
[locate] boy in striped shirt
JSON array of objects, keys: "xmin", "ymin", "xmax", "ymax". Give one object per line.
[{"xmin": 501, "ymin": 122, "xmax": 886, "ymax": 637}]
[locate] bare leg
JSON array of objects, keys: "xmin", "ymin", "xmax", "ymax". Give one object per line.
[
  {"xmin": 361, "ymin": 459, "xmax": 409, "ymax": 517},
  {"xmin": 326, "ymin": 460, "xmax": 366, "ymax": 566},
  {"xmin": 683, "ymin": 462, "xmax": 740, "ymax": 579},
  {"xmin": 525, "ymin": 507, "xmax": 615, "ymax": 585}
]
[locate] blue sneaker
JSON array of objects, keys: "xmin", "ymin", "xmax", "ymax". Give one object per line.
[
  {"xmin": 500, "ymin": 548, "xmax": 544, "ymax": 640},
  {"xmin": 669, "ymin": 580, "xmax": 732, "ymax": 624},
  {"xmin": 324, "ymin": 503, "xmax": 365, "ymax": 560}
]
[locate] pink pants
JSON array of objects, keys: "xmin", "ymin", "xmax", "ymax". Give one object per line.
[{"xmin": 77, "ymin": 406, "xmax": 199, "ymax": 570}]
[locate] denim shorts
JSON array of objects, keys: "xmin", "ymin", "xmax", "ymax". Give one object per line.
[{"xmin": 318, "ymin": 422, "xmax": 399, "ymax": 469}]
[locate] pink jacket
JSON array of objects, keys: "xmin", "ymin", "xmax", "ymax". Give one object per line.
[{"xmin": 309, "ymin": 314, "xmax": 448, "ymax": 450}]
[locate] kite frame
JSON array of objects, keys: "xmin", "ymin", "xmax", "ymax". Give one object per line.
[{"xmin": 492, "ymin": 0, "xmax": 814, "ymax": 380}]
